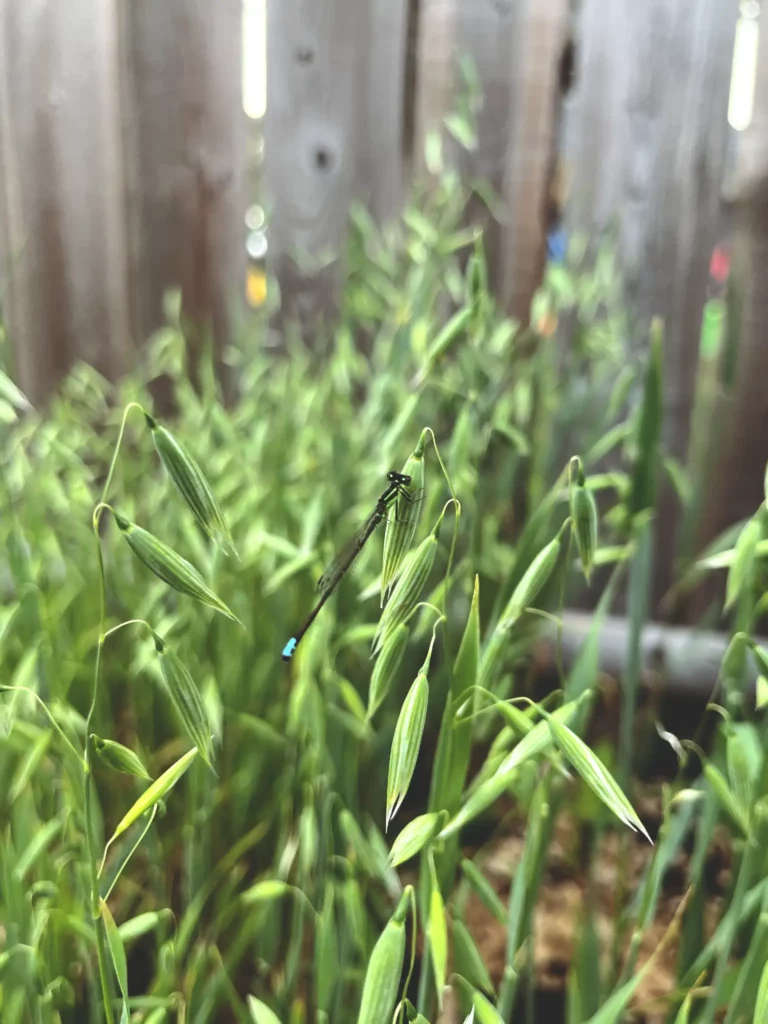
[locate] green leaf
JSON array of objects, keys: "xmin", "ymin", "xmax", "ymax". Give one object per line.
[
  {"xmin": 672, "ymin": 987, "xmax": 694, "ymax": 1023},
  {"xmin": 388, "ymin": 813, "xmax": 442, "ymax": 867},
  {"xmin": 315, "ymin": 882, "xmax": 339, "ymax": 1013},
  {"xmin": 440, "ymin": 696, "xmax": 585, "ymax": 839},
  {"xmin": 663, "ymin": 456, "xmax": 691, "ymax": 507},
  {"xmin": 453, "ymin": 918, "xmax": 494, "ymax": 995},
  {"xmin": 117, "ymin": 910, "xmax": 173, "ymax": 946},
  {"xmin": 100, "ymin": 898, "xmax": 129, "ymax": 1023},
  {"xmin": 755, "ymin": 956, "xmax": 768, "ymax": 1023},
  {"xmin": 92, "ymin": 735, "xmax": 152, "ymax": 780},
  {"xmin": 386, "ymin": 672, "xmax": 429, "ymax": 827},
  {"xmin": 445, "ymin": 112, "xmax": 478, "ymax": 151},
  {"xmin": 629, "ymin": 318, "xmax": 662, "ymax": 515},
  {"xmin": 15, "ymin": 818, "xmax": 63, "ymax": 881},
  {"xmin": 704, "ymin": 763, "xmax": 749, "ymax": 836},
  {"xmin": 0, "ymin": 398, "xmax": 17, "ymax": 423},
  {"xmin": 545, "ymin": 712, "xmax": 652, "ymax": 841},
  {"xmin": 727, "ymin": 729, "xmax": 756, "ymax": 826},
  {"xmin": 459, "ymin": 858, "xmax": 506, "ymax": 924},
  {"xmin": 241, "ymin": 880, "xmax": 293, "ymax": 905},
  {"xmin": 0, "ymin": 369, "xmax": 31, "ymax": 411},
  {"xmin": 565, "ymin": 564, "xmax": 623, "ymax": 700},
  {"xmin": 356, "ymin": 888, "xmax": 410, "ymax": 1024},
  {"xmin": 429, "ymin": 576, "xmax": 480, "ymax": 821},
  {"xmin": 725, "ymin": 518, "xmax": 761, "ymax": 611},
  {"xmin": 9, "ymin": 726, "xmax": 51, "ymax": 804},
  {"xmin": 583, "ymin": 973, "xmax": 644, "ymax": 1024},
  {"xmin": 498, "ymin": 531, "xmax": 563, "ymax": 629},
  {"xmin": 472, "ymin": 990, "xmax": 504, "ymax": 1024},
  {"xmin": 109, "ymin": 747, "xmax": 198, "ymax": 843},
  {"xmin": 247, "ymin": 996, "xmax": 283, "ymax": 1024},
  {"xmin": 428, "ymin": 858, "xmax": 448, "ymax": 1004}
]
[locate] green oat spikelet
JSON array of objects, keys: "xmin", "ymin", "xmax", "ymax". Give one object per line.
[
  {"xmin": 569, "ymin": 457, "xmax": 598, "ymax": 583},
  {"xmin": 92, "ymin": 735, "xmax": 151, "ymax": 781},
  {"xmin": 388, "ymin": 812, "xmax": 442, "ymax": 867},
  {"xmin": 146, "ymin": 413, "xmax": 236, "ymax": 557},
  {"xmin": 374, "ymin": 508, "xmax": 445, "ymax": 655},
  {"xmin": 154, "ymin": 634, "xmax": 216, "ymax": 771},
  {"xmin": 478, "ymin": 526, "xmax": 565, "ymax": 692},
  {"xmin": 111, "ymin": 509, "xmax": 240, "ymax": 624},
  {"xmin": 355, "ymin": 887, "xmax": 411, "ymax": 1024},
  {"xmin": 386, "ymin": 628, "xmax": 440, "ymax": 828},
  {"xmin": 367, "ymin": 623, "xmax": 409, "ymax": 720},
  {"xmin": 386, "ymin": 670, "xmax": 429, "ymax": 829},
  {"xmin": 110, "ymin": 748, "xmax": 199, "ymax": 843},
  {"xmin": 381, "ymin": 430, "xmax": 427, "ymax": 600}
]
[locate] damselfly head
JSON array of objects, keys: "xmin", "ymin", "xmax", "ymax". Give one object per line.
[{"xmin": 387, "ymin": 470, "xmax": 412, "ymax": 485}]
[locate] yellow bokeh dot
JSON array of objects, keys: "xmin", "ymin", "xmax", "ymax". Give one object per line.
[{"xmin": 246, "ymin": 267, "xmax": 267, "ymax": 308}]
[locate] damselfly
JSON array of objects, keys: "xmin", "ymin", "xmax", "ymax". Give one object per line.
[{"xmin": 282, "ymin": 471, "xmax": 419, "ymax": 661}]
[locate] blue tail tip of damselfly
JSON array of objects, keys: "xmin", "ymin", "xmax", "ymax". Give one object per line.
[{"xmin": 282, "ymin": 638, "xmax": 297, "ymax": 662}]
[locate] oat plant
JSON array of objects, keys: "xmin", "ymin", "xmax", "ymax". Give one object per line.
[{"xmin": 2, "ymin": 400, "xmax": 237, "ymax": 1024}]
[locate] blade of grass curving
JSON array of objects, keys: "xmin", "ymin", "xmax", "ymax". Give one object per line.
[
  {"xmin": 619, "ymin": 514, "xmax": 653, "ymax": 791},
  {"xmin": 619, "ymin": 790, "xmax": 696, "ymax": 982},
  {"xmin": 584, "ymin": 886, "xmax": 691, "ymax": 1024},
  {"xmin": 723, "ymin": 900, "xmax": 768, "ymax": 1024},
  {"xmin": 497, "ymin": 775, "xmax": 551, "ymax": 1018},
  {"xmin": 698, "ymin": 801, "xmax": 768, "ymax": 1024},
  {"xmin": 99, "ymin": 898, "xmax": 129, "ymax": 1024}
]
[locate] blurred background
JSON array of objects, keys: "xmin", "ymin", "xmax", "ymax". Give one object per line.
[{"xmin": 0, "ymin": 0, "xmax": 766, "ymax": 596}]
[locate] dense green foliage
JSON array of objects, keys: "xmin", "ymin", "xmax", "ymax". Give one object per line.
[{"xmin": 1, "ymin": 154, "xmax": 767, "ymax": 1024}]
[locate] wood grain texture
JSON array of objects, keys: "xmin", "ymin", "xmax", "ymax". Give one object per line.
[
  {"xmin": 265, "ymin": 0, "xmax": 408, "ymax": 323},
  {"xmin": 564, "ymin": 0, "xmax": 630, "ymax": 238},
  {"xmin": 0, "ymin": 0, "xmax": 244, "ymax": 405},
  {"xmin": 0, "ymin": 0, "xmax": 130, "ymax": 403},
  {"xmin": 565, "ymin": 0, "xmax": 738, "ymax": 604},
  {"xmin": 498, "ymin": 0, "xmax": 569, "ymax": 320},
  {"xmin": 414, "ymin": 0, "xmax": 569, "ymax": 318},
  {"xmin": 414, "ymin": 0, "xmax": 522, "ymax": 188},
  {"xmin": 124, "ymin": 0, "xmax": 245, "ymax": 364},
  {"xmin": 637, "ymin": 0, "xmax": 738, "ymax": 603}
]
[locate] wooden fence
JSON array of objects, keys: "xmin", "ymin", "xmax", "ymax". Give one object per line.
[
  {"xmin": 1, "ymin": 0, "xmax": 767, "ymax": 601},
  {"xmin": 0, "ymin": 0, "xmax": 244, "ymax": 401}
]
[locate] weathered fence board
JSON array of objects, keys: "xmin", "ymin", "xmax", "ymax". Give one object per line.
[
  {"xmin": 265, "ymin": 0, "xmax": 409, "ymax": 323},
  {"xmin": 118, "ymin": 0, "xmax": 246, "ymax": 370},
  {"xmin": 498, "ymin": 0, "xmax": 569, "ymax": 320},
  {"xmin": 0, "ymin": 0, "xmax": 131, "ymax": 403},
  {"xmin": 566, "ymin": 0, "xmax": 739, "ymax": 604},
  {"xmin": 643, "ymin": 0, "xmax": 738, "ymax": 603},
  {"xmin": 413, "ymin": 0, "xmax": 569, "ymax": 321},
  {"xmin": 414, "ymin": 0, "xmax": 523, "ymax": 186},
  {"xmin": 0, "ymin": 0, "xmax": 244, "ymax": 404},
  {"xmin": 565, "ymin": 0, "xmax": 629, "ymax": 238}
]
